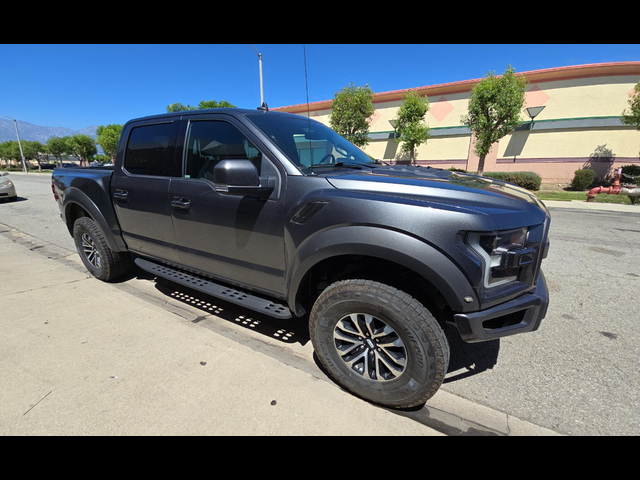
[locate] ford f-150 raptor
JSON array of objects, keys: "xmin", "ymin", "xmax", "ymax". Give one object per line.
[{"xmin": 52, "ymin": 108, "xmax": 550, "ymax": 408}]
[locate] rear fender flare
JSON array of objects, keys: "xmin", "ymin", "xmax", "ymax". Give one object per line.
[{"xmin": 63, "ymin": 187, "xmax": 127, "ymax": 252}]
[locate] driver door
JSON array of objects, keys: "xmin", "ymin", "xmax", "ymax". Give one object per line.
[{"xmin": 168, "ymin": 115, "xmax": 287, "ymax": 297}]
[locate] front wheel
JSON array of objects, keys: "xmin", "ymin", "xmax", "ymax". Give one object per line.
[{"xmin": 309, "ymin": 279, "xmax": 449, "ymax": 409}]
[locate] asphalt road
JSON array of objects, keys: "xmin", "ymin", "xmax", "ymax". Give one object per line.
[
  {"xmin": 0, "ymin": 172, "xmax": 75, "ymax": 251},
  {"xmin": 2, "ymin": 172, "xmax": 639, "ymax": 435}
]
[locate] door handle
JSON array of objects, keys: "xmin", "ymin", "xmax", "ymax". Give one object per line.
[
  {"xmin": 113, "ymin": 190, "xmax": 128, "ymax": 201},
  {"xmin": 171, "ymin": 198, "xmax": 192, "ymax": 210}
]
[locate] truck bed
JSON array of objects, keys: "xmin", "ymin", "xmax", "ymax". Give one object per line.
[{"xmin": 51, "ymin": 166, "xmax": 125, "ymax": 252}]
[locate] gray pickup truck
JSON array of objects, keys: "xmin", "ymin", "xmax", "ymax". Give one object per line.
[{"xmin": 52, "ymin": 108, "xmax": 550, "ymax": 408}]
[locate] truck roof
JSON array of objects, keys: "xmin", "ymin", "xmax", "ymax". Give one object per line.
[{"xmin": 124, "ymin": 107, "xmax": 297, "ymax": 126}]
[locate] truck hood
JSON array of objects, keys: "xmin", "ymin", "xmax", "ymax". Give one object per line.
[{"xmin": 320, "ymin": 165, "xmax": 549, "ymax": 226}]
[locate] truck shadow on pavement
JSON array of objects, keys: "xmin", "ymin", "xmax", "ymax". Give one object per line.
[
  {"xmin": 129, "ymin": 267, "xmax": 505, "ymax": 433},
  {"xmin": 443, "ymin": 328, "xmax": 500, "ymax": 384},
  {"xmin": 143, "ymin": 272, "xmax": 312, "ymax": 347},
  {"xmin": 127, "ymin": 266, "xmax": 500, "ymax": 385}
]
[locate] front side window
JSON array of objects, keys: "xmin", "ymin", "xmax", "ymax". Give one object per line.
[
  {"xmin": 184, "ymin": 121, "xmax": 263, "ymax": 181},
  {"xmin": 124, "ymin": 122, "xmax": 176, "ymax": 176}
]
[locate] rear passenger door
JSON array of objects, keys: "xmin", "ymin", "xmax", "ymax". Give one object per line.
[{"xmin": 111, "ymin": 120, "xmax": 182, "ymax": 264}]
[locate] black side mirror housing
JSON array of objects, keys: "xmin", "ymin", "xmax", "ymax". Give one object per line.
[{"xmin": 213, "ymin": 159, "xmax": 275, "ymax": 200}]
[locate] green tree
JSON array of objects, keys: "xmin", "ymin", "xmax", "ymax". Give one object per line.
[
  {"xmin": 96, "ymin": 124, "xmax": 123, "ymax": 161},
  {"xmin": 47, "ymin": 136, "xmax": 69, "ymax": 166},
  {"xmin": 166, "ymin": 99, "xmax": 236, "ymax": 113},
  {"xmin": 461, "ymin": 65, "xmax": 527, "ymax": 176},
  {"xmin": 0, "ymin": 141, "xmax": 16, "ymax": 169},
  {"xmin": 68, "ymin": 134, "xmax": 97, "ymax": 166},
  {"xmin": 393, "ymin": 90, "xmax": 430, "ymax": 165},
  {"xmin": 0, "ymin": 140, "xmax": 29, "ymax": 170},
  {"xmin": 622, "ymin": 81, "xmax": 640, "ymax": 129},
  {"xmin": 329, "ymin": 83, "xmax": 375, "ymax": 147},
  {"xmin": 198, "ymin": 99, "xmax": 236, "ymax": 109},
  {"xmin": 21, "ymin": 140, "xmax": 45, "ymax": 171},
  {"xmin": 166, "ymin": 102, "xmax": 196, "ymax": 112}
]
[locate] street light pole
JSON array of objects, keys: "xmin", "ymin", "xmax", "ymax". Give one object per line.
[
  {"xmin": 250, "ymin": 44, "xmax": 265, "ymax": 108},
  {"xmin": 12, "ymin": 119, "xmax": 28, "ymax": 173}
]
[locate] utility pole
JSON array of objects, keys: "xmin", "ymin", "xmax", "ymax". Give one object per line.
[
  {"xmin": 13, "ymin": 119, "xmax": 28, "ymax": 173},
  {"xmin": 250, "ymin": 44, "xmax": 265, "ymax": 108}
]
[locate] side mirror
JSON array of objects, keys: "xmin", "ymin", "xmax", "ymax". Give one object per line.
[
  {"xmin": 213, "ymin": 159, "xmax": 275, "ymax": 200},
  {"xmin": 0, "ymin": 172, "xmax": 8, "ymax": 176}
]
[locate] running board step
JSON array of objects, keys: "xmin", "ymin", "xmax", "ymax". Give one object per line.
[{"xmin": 134, "ymin": 257, "xmax": 292, "ymax": 319}]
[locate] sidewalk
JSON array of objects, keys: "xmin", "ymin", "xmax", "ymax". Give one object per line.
[
  {"xmin": 542, "ymin": 199, "xmax": 640, "ymax": 213},
  {"xmin": 0, "ymin": 226, "xmax": 561, "ymax": 436}
]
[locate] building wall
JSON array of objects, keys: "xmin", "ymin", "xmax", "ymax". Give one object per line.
[{"xmin": 274, "ymin": 62, "xmax": 640, "ymax": 183}]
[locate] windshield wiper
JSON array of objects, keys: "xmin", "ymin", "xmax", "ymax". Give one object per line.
[{"xmin": 308, "ymin": 162, "xmax": 364, "ymax": 170}]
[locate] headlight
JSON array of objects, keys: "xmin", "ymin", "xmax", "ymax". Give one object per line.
[
  {"xmin": 0, "ymin": 180, "xmax": 12, "ymax": 188},
  {"xmin": 466, "ymin": 228, "xmax": 535, "ymax": 288}
]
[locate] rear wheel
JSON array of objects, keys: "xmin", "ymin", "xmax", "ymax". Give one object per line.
[
  {"xmin": 73, "ymin": 216, "xmax": 130, "ymax": 282},
  {"xmin": 309, "ymin": 279, "xmax": 449, "ymax": 409}
]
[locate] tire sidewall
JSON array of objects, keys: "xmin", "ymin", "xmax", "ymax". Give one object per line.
[
  {"xmin": 73, "ymin": 218, "xmax": 107, "ymax": 280},
  {"xmin": 310, "ymin": 282, "xmax": 446, "ymax": 408}
]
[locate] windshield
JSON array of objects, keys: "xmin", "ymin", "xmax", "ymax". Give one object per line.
[{"xmin": 245, "ymin": 113, "xmax": 375, "ymax": 173}]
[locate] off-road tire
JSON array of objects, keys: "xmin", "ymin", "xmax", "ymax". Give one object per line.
[
  {"xmin": 73, "ymin": 216, "xmax": 130, "ymax": 282},
  {"xmin": 309, "ymin": 279, "xmax": 449, "ymax": 409}
]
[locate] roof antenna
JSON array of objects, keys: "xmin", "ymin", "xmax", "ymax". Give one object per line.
[
  {"xmin": 303, "ymin": 44, "xmax": 314, "ymax": 166},
  {"xmin": 303, "ymin": 45, "xmax": 312, "ymax": 121},
  {"xmin": 250, "ymin": 44, "xmax": 267, "ymax": 111}
]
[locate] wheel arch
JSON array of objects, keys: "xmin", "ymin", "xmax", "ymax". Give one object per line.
[
  {"xmin": 62, "ymin": 187, "xmax": 127, "ymax": 252},
  {"xmin": 287, "ymin": 225, "xmax": 477, "ymax": 317}
]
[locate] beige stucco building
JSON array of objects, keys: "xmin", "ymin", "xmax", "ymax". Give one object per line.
[{"xmin": 274, "ymin": 62, "xmax": 640, "ymax": 183}]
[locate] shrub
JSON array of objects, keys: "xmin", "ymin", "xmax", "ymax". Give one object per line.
[
  {"xmin": 482, "ymin": 171, "xmax": 542, "ymax": 191},
  {"xmin": 570, "ymin": 169, "xmax": 597, "ymax": 190},
  {"xmin": 621, "ymin": 165, "xmax": 640, "ymax": 185}
]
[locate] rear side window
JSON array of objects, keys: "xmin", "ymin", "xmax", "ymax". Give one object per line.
[{"xmin": 124, "ymin": 122, "xmax": 177, "ymax": 176}]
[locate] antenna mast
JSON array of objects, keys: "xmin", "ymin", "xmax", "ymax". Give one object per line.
[
  {"xmin": 250, "ymin": 44, "xmax": 266, "ymax": 109},
  {"xmin": 303, "ymin": 44, "xmax": 315, "ymax": 166}
]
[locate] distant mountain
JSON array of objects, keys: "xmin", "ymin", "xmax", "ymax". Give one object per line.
[{"xmin": 0, "ymin": 118, "xmax": 98, "ymax": 144}]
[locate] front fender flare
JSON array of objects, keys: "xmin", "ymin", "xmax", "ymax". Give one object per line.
[{"xmin": 286, "ymin": 225, "xmax": 477, "ymax": 315}]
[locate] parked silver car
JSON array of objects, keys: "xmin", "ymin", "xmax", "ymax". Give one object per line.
[{"xmin": 0, "ymin": 172, "xmax": 17, "ymax": 202}]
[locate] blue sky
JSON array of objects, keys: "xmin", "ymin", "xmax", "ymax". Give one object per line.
[{"xmin": 1, "ymin": 44, "xmax": 638, "ymax": 131}]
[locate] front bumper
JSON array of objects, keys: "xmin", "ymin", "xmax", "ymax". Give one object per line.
[
  {"xmin": 453, "ymin": 271, "xmax": 549, "ymax": 343},
  {"xmin": 0, "ymin": 183, "xmax": 17, "ymax": 200}
]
